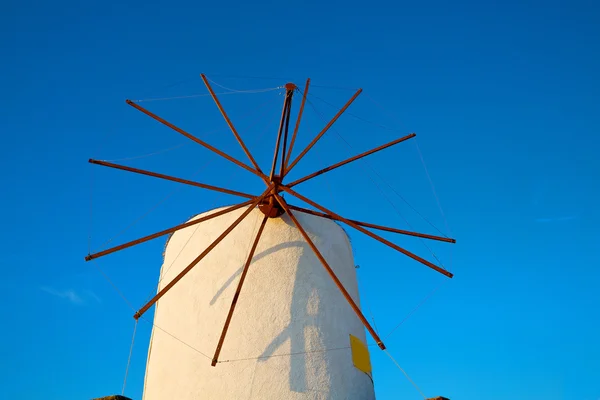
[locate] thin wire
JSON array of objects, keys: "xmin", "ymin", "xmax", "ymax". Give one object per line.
[
  {"xmin": 89, "ymin": 78, "xmax": 193, "ymax": 182},
  {"xmin": 95, "ymin": 260, "xmax": 370, "ymax": 371},
  {"xmin": 310, "ymin": 84, "xmax": 361, "ymax": 91},
  {"xmin": 91, "ymin": 260, "xmax": 214, "ymax": 362},
  {"xmin": 301, "ymin": 104, "xmax": 340, "ymax": 211},
  {"xmin": 415, "ymin": 139, "xmax": 452, "ymax": 237},
  {"xmin": 302, "ymin": 94, "xmax": 385, "ymax": 335},
  {"xmin": 366, "ymin": 303, "xmax": 380, "ymax": 338},
  {"xmin": 304, "ymin": 114, "xmax": 384, "ymax": 335},
  {"xmin": 154, "ymin": 126, "xmax": 273, "ymax": 280},
  {"xmin": 96, "ymin": 159, "xmax": 215, "ymax": 251},
  {"xmin": 135, "ymin": 77, "xmax": 198, "ymax": 101},
  {"xmin": 384, "ymin": 349, "xmax": 427, "ymax": 399},
  {"xmin": 364, "ymin": 92, "xmax": 405, "ymax": 126},
  {"xmin": 384, "ymin": 283, "xmax": 444, "ymax": 340},
  {"xmin": 383, "ymin": 173, "xmax": 447, "ymax": 238},
  {"xmin": 140, "ymin": 317, "xmax": 356, "ymax": 366},
  {"xmin": 202, "ymin": 73, "xmax": 361, "ymax": 91},
  {"xmin": 131, "ymin": 87, "xmax": 281, "ymax": 103},
  {"xmin": 132, "ymin": 93, "xmax": 212, "ymax": 102},
  {"xmin": 93, "ymin": 96, "xmax": 275, "ymax": 251},
  {"xmin": 218, "ymin": 346, "xmax": 352, "ymax": 363},
  {"xmin": 362, "ymin": 93, "xmax": 450, "ymax": 237},
  {"xmin": 142, "ymin": 104, "xmax": 276, "ymax": 302},
  {"xmin": 362, "ymin": 168, "xmax": 444, "ymax": 265},
  {"xmin": 92, "ymin": 264, "xmax": 136, "ymax": 312},
  {"xmin": 355, "ymin": 269, "xmax": 381, "ymax": 337},
  {"xmin": 206, "ymin": 76, "xmax": 283, "ymax": 93},
  {"xmin": 139, "ymin": 316, "xmax": 213, "ymax": 361},
  {"xmin": 364, "ymin": 94, "xmax": 454, "ymax": 275},
  {"xmin": 136, "ymin": 186, "xmax": 261, "ymax": 367},
  {"xmin": 307, "ymin": 92, "xmax": 401, "ymax": 133},
  {"xmin": 148, "ymin": 192, "xmax": 261, "ymax": 304},
  {"xmin": 103, "ymin": 142, "xmax": 189, "ymax": 163},
  {"xmin": 296, "ymin": 106, "xmax": 388, "ymax": 336},
  {"xmin": 304, "ymin": 97, "xmax": 445, "ymax": 265},
  {"xmin": 313, "ymin": 97, "xmax": 447, "ymax": 246},
  {"xmin": 90, "ymin": 95, "xmax": 277, "ymax": 316},
  {"xmin": 122, "ymin": 319, "xmax": 138, "ymax": 395},
  {"xmin": 140, "ymin": 177, "xmax": 218, "ymax": 304},
  {"xmin": 202, "ymin": 73, "xmax": 291, "ymax": 82},
  {"xmin": 149, "ymin": 219, "xmax": 202, "ymax": 299}
]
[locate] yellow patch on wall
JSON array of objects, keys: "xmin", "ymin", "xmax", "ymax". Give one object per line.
[{"xmin": 349, "ymin": 334, "xmax": 372, "ymax": 373}]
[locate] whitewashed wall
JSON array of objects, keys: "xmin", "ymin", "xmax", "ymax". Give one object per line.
[{"xmin": 142, "ymin": 206, "xmax": 375, "ymax": 400}]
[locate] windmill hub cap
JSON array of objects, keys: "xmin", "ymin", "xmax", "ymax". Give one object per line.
[
  {"xmin": 258, "ymin": 196, "xmax": 285, "ymax": 218},
  {"xmin": 258, "ymin": 175, "xmax": 286, "ymax": 218}
]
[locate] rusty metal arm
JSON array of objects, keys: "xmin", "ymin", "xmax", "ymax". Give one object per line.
[
  {"xmin": 211, "ymin": 213, "xmax": 270, "ymax": 366},
  {"xmin": 283, "ymin": 88, "xmax": 362, "ymax": 177},
  {"xmin": 200, "ymin": 74, "xmax": 268, "ymax": 184},
  {"xmin": 287, "ymin": 204, "xmax": 455, "ymax": 244},
  {"xmin": 280, "ymin": 186, "xmax": 453, "ymax": 278},
  {"xmin": 273, "ymin": 194, "xmax": 386, "ymax": 350},
  {"xmin": 134, "ymin": 185, "xmax": 274, "ymax": 320},
  {"xmin": 85, "ymin": 199, "xmax": 256, "ymax": 262},
  {"xmin": 287, "ymin": 133, "xmax": 417, "ymax": 188},
  {"xmin": 126, "ymin": 100, "xmax": 268, "ymax": 183},
  {"xmin": 284, "ymin": 78, "xmax": 310, "ymax": 170},
  {"xmin": 89, "ymin": 159, "xmax": 255, "ymax": 199}
]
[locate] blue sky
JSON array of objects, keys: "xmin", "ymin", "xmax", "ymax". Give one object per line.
[{"xmin": 1, "ymin": 0, "xmax": 599, "ymax": 399}]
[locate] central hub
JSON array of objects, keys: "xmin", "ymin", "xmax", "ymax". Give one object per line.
[
  {"xmin": 258, "ymin": 197, "xmax": 285, "ymax": 218},
  {"xmin": 259, "ymin": 175, "xmax": 285, "ymax": 218}
]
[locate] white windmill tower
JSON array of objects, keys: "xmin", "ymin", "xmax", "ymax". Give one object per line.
[{"xmin": 87, "ymin": 75, "xmax": 455, "ymax": 400}]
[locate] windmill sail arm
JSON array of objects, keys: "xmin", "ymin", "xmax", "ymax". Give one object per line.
[
  {"xmin": 200, "ymin": 74, "xmax": 267, "ymax": 182},
  {"xmin": 274, "ymin": 194, "xmax": 386, "ymax": 350},
  {"xmin": 269, "ymin": 87, "xmax": 294, "ymax": 181},
  {"xmin": 134, "ymin": 185, "xmax": 274, "ymax": 320},
  {"xmin": 278, "ymin": 94, "xmax": 293, "ymax": 178},
  {"xmin": 286, "ymin": 204, "xmax": 455, "ymax": 243},
  {"xmin": 211, "ymin": 213, "xmax": 270, "ymax": 366},
  {"xmin": 89, "ymin": 159, "xmax": 255, "ymax": 199},
  {"xmin": 280, "ymin": 186, "xmax": 454, "ymax": 279},
  {"xmin": 85, "ymin": 199, "xmax": 256, "ymax": 262},
  {"xmin": 283, "ymin": 88, "xmax": 362, "ymax": 177},
  {"xmin": 126, "ymin": 99, "xmax": 269, "ymax": 184},
  {"xmin": 286, "ymin": 133, "xmax": 417, "ymax": 188},
  {"xmin": 284, "ymin": 78, "xmax": 310, "ymax": 170}
]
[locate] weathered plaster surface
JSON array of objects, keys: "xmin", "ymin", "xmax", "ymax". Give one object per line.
[{"xmin": 143, "ymin": 207, "xmax": 375, "ymax": 400}]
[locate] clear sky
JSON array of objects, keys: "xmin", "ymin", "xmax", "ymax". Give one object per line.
[{"xmin": 2, "ymin": 0, "xmax": 599, "ymax": 399}]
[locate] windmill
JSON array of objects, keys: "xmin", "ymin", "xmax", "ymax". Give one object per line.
[{"xmin": 87, "ymin": 75, "xmax": 456, "ymax": 399}]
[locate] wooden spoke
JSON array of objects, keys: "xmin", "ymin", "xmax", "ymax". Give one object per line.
[
  {"xmin": 287, "ymin": 133, "xmax": 417, "ymax": 188},
  {"xmin": 284, "ymin": 78, "xmax": 310, "ymax": 170},
  {"xmin": 134, "ymin": 185, "xmax": 274, "ymax": 320},
  {"xmin": 200, "ymin": 74, "xmax": 267, "ymax": 183},
  {"xmin": 126, "ymin": 100, "xmax": 268, "ymax": 183},
  {"xmin": 280, "ymin": 186, "xmax": 453, "ymax": 278},
  {"xmin": 284, "ymin": 88, "xmax": 362, "ymax": 177},
  {"xmin": 279, "ymin": 94, "xmax": 293, "ymax": 178},
  {"xmin": 287, "ymin": 204, "xmax": 455, "ymax": 244},
  {"xmin": 211, "ymin": 213, "xmax": 270, "ymax": 366},
  {"xmin": 273, "ymin": 194, "xmax": 386, "ymax": 350},
  {"xmin": 89, "ymin": 159, "xmax": 255, "ymax": 199},
  {"xmin": 270, "ymin": 88, "xmax": 294, "ymax": 181},
  {"xmin": 85, "ymin": 199, "xmax": 256, "ymax": 262}
]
